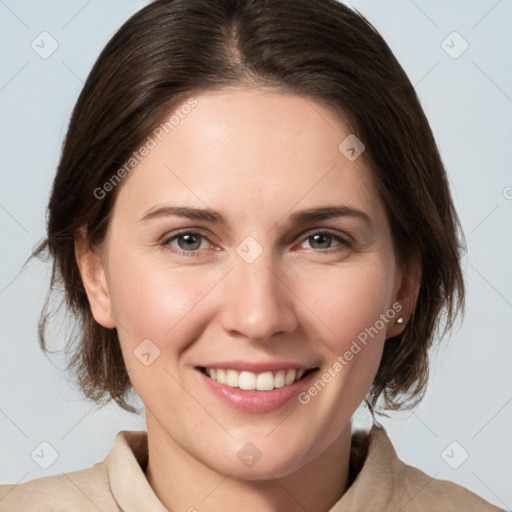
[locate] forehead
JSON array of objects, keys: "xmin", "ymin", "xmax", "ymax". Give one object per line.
[{"xmin": 112, "ymin": 87, "xmax": 384, "ymax": 229}]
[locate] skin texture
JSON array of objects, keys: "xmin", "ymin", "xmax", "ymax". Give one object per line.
[{"xmin": 76, "ymin": 87, "xmax": 419, "ymax": 512}]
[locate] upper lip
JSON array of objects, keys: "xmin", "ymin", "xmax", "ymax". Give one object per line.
[{"xmin": 197, "ymin": 360, "xmax": 318, "ymax": 373}]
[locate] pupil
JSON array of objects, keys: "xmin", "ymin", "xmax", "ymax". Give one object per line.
[
  {"xmin": 179, "ymin": 234, "xmax": 200, "ymax": 250},
  {"xmin": 312, "ymin": 234, "xmax": 330, "ymax": 249}
]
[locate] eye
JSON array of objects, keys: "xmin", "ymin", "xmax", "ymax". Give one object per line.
[
  {"xmin": 300, "ymin": 230, "xmax": 352, "ymax": 253},
  {"xmin": 162, "ymin": 231, "xmax": 212, "ymax": 254},
  {"xmin": 161, "ymin": 229, "xmax": 352, "ymax": 256}
]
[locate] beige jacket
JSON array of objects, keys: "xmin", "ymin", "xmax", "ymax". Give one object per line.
[{"xmin": 0, "ymin": 425, "xmax": 504, "ymax": 511}]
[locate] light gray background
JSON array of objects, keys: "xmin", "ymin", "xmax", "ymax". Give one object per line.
[{"xmin": 1, "ymin": 0, "xmax": 511, "ymax": 509}]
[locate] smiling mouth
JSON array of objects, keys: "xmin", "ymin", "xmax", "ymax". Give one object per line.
[{"xmin": 198, "ymin": 366, "xmax": 318, "ymax": 391}]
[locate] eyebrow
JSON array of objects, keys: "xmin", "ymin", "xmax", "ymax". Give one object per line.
[{"xmin": 139, "ymin": 205, "xmax": 375, "ymax": 231}]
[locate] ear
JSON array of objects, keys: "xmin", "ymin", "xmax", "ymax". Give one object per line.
[
  {"xmin": 74, "ymin": 227, "xmax": 116, "ymax": 329},
  {"xmin": 386, "ymin": 251, "xmax": 421, "ymax": 338}
]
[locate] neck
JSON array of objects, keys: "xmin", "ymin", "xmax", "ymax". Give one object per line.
[{"xmin": 144, "ymin": 412, "xmax": 353, "ymax": 512}]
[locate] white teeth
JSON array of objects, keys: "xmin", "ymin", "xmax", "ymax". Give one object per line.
[
  {"xmin": 204, "ymin": 367, "xmax": 310, "ymax": 391},
  {"xmin": 274, "ymin": 370, "xmax": 285, "ymax": 388},
  {"xmin": 226, "ymin": 369, "xmax": 239, "ymax": 387},
  {"xmin": 239, "ymin": 371, "xmax": 256, "ymax": 390},
  {"xmin": 285, "ymin": 369, "xmax": 296, "ymax": 385},
  {"xmin": 216, "ymin": 368, "xmax": 226, "ymax": 384},
  {"xmin": 256, "ymin": 371, "xmax": 274, "ymax": 391}
]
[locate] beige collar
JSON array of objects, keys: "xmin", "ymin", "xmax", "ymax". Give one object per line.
[{"xmin": 104, "ymin": 424, "xmax": 399, "ymax": 511}]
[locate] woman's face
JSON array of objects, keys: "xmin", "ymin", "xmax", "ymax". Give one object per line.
[{"xmin": 81, "ymin": 87, "xmax": 413, "ymax": 479}]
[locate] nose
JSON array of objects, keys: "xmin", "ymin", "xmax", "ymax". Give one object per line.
[{"xmin": 219, "ymin": 250, "xmax": 299, "ymax": 342}]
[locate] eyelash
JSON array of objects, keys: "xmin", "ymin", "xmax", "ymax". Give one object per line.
[{"xmin": 160, "ymin": 229, "xmax": 352, "ymax": 257}]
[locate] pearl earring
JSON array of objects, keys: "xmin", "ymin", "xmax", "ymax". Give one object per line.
[{"xmin": 396, "ymin": 317, "xmax": 404, "ymax": 324}]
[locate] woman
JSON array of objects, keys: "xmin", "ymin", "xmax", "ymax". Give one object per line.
[{"xmin": 0, "ymin": 0, "xmax": 504, "ymax": 510}]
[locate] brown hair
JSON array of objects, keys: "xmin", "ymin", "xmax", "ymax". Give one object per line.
[{"xmin": 32, "ymin": 0, "xmax": 465, "ymax": 414}]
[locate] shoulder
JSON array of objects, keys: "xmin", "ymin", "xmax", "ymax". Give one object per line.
[
  {"xmin": 376, "ymin": 427, "xmax": 505, "ymax": 511},
  {"xmin": 0, "ymin": 462, "xmax": 119, "ymax": 511},
  {"xmin": 396, "ymin": 460, "xmax": 505, "ymax": 511},
  {"xmin": 348, "ymin": 425, "xmax": 505, "ymax": 511}
]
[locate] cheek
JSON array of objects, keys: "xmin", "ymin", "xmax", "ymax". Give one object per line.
[
  {"xmin": 105, "ymin": 256, "xmax": 215, "ymax": 404},
  {"xmin": 106, "ymin": 252, "xmax": 221, "ymax": 358},
  {"xmin": 290, "ymin": 262, "xmax": 395, "ymax": 431},
  {"xmin": 296, "ymin": 258, "xmax": 395, "ymax": 352}
]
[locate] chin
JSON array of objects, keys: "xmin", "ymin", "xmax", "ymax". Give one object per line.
[{"xmin": 204, "ymin": 436, "xmax": 312, "ymax": 481}]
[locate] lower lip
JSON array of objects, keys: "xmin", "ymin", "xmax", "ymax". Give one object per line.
[{"xmin": 196, "ymin": 368, "xmax": 319, "ymax": 413}]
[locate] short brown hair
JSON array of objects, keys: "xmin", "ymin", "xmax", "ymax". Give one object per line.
[{"xmin": 32, "ymin": 0, "xmax": 465, "ymax": 414}]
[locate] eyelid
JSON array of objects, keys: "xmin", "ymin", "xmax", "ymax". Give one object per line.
[
  {"xmin": 160, "ymin": 230, "xmax": 216, "ymax": 258},
  {"xmin": 161, "ymin": 227, "xmax": 353, "ymax": 256},
  {"xmin": 296, "ymin": 228, "xmax": 353, "ymax": 252},
  {"xmin": 161, "ymin": 227, "xmax": 351, "ymax": 243},
  {"xmin": 161, "ymin": 227, "xmax": 215, "ymax": 244},
  {"xmin": 299, "ymin": 227, "xmax": 352, "ymax": 243}
]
